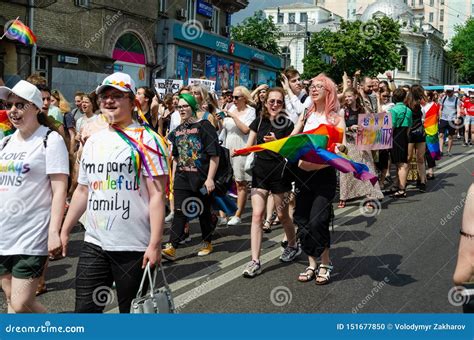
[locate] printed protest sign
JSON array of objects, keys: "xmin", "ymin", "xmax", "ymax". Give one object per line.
[{"xmin": 356, "ymin": 112, "xmax": 393, "ymax": 150}]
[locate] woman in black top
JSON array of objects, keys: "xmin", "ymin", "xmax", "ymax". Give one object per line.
[
  {"xmin": 406, "ymin": 84, "xmax": 427, "ymax": 192},
  {"xmin": 234, "ymin": 87, "xmax": 299, "ymax": 278},
  {"xmin": 161, "ymin": 93, "xmax": 220, "ymax": 261}
]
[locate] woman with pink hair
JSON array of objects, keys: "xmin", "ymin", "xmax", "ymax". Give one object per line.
[{"xmin": 292, "ymin": 74, "xmax": 346, "ymax": 285}]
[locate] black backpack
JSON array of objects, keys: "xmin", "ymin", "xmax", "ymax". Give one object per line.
[
  {"xmin": 1, "ymin": 129, "xmax": 52, "ymax": 151},
  {"xmin": 214, "ymin": 145, "xmax": 234, "ymax": 196}
]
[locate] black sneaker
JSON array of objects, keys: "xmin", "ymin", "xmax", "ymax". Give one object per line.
[
  {"xmin": 419, "ymin": 183, "xmax": 426, "ymax": 193},
  {"xmin": 280, "ymin": 240, "xmax": 288, "ymax": 250},
  {"xmin": 463, "ymin": 142, "xmax": 468, "ymax": 147}
]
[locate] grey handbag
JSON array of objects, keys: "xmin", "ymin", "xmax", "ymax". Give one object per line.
[{"xmin": 130, "ymin": 263, "xmax": 175, "ymax": 314}]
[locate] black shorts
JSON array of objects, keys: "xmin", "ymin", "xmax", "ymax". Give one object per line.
[
  {"xmin": 252, "ymin": 158, "xmax": 292, "ymax": 194},
  {"xmin": 0, "ymin": 255, "xmax": 48, "ymax": 279},
  {"xmin": 408, "ymin": 130, "xmax": 426, "ymax": 144},
  {"xmin": 439, "ymin": 119, "xmax": 456, "ymax": 136}
]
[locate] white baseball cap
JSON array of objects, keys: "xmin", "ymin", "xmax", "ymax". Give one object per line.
[
  {"xmin": 0, "ymin": 80, "xmax": 43, "ymax": 110},
  {"xmin": 445, "ymin": 86, "xmax": 455, "ymax": 91},
  {"xmin": 96, "ymin": 72, "xmax": 136, "ymax": 95}
]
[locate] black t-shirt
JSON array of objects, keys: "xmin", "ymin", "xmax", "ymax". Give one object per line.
[
  {"xmin": 63, "ymin": 111, "xmax": 76, "ymax": 139},
  {"xmin": 169, "ymin": 119, "xmax": 219, "ymax": 191},
  {"xmin": 410, "ymin": 104, "xmax": 423, "ymax": 132},
  {"xmin": 249, "ymin": 115, "xmax": 294, "ymax": 162},
  {"xmin": 344, "ymin": 107, "xmax": 360, "ymax": 128}
]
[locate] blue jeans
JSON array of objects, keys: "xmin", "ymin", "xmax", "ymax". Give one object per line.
[{"xmin": 75, "ymin": 242, "xmax": 147, "ymax": 313}]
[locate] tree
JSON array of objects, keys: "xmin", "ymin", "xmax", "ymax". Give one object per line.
[
  {"xmin": 449, "ymin": 18, "xmax": 474, "ymax": 83},
  {"xmin": 231, "ymin": 10, "xmax": 282, "ymax": 55},
  {"xmin": 302, "ymin": 16, "xmax": 404, "ymax": 82}
]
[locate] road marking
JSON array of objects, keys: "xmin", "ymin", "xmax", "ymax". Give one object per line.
[{"xmin": 107, "ymin": 150, "xmax": 473, "ymax": 313}]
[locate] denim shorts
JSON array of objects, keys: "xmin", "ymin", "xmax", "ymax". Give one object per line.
[{"xmin": 464, "ymin": 116, "xmax": 474, "ymax": 125}]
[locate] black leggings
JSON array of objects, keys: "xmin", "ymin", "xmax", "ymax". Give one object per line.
[
  {"xmin": 75, "ymin": 242, "xmax": 146, "ymax": 313},
  {"xmin": 169, "ymin": 189, "xmax": 213, "ymax": 247},
  {"xmin": 294, "ymin": 167, "xmax": 337, "ymax": 258}
]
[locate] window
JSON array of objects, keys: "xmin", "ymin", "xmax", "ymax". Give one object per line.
[
  {"xmin": 186, "ymin": 0, "xmax": 196, "ymax": 20},
  {"xmin": 300, "ymin": 12, "xmax": 308, "ymax": 23},
  {"xmin": 35, "ymin": 55, "xmax": 49, "ymax": 80},
  {"xmin": 429, "ymin": 12, "xmax": 433, "ymax": 22},
  {"xmin": 212, "ymin": 8, "xmax": 220, "ymax": 33},
  {"xmin": 439, "ymin": 24, "xmax": 443, "ymax": 31},
  {"xmin": 400, "ymin": 47, "xmax": 408, "ymax": 72},
  {"xmin": 288, "ymin": 12, "xmax": 295, "ymax": 23},
  {"xmin": 411, "ymin": 0, "xmax": 415, "ymax": 6},
  {"xmin": 440, "ymin": 9, "xmax": 444, "ymax": 21},
  {"xmin": 74, "ymin": 0, "xmax": 90, "ymax": 8},
  {"xmin": 429, "ymin": 0, "xmax": 434, "ymax": 6},
  {"xmin": 419, "ymin": 0, "xmax": 423, "ymax": 4},
  {"xmin": 277, "ymin": 12, "xmax": 284, "ymax": 23},
  {"xmin": 282, "ymin": 46, "xmax": 291, "ymax": 68},
  {"xmin": 440, "ymin": 0, "xmax": 444, "ymax": 4},
  {"xmin": 159, "ymin": 0, "xmax": 167, "ymax": 13}
]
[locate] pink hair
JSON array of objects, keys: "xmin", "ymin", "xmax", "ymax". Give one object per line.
[{"xmin": 307, "ymin": 73, "xmax": 341, "ymax": 125}]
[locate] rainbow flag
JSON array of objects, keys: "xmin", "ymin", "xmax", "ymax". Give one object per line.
[
  {"xmin": 4, "ymin": 18, "xmax": 37, "ymax": 46},
  {"xmin": 235, "ymin": 124, "xmax": 378, "ymax": 185},
  {"xmin": 423, "ymin": 102, "xmax": 441, "ymax": 160},
  {"xmin": 0, "ymin": 110, "xmax": 14, "ymax": 137}
]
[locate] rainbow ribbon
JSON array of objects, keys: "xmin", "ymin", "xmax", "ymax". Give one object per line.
[
  {"xmin": 111, "ymin": 125, "xmax": 168, "ymax": 185},
  {"xmin": 423, "ymin": 102, "xmax": 441, "ymax": 160},
  {"xmin": 4, "ymin": 18, "xmax": 37, "ymax": 46},
  {"xmin": 0, "ymin": 110, "xmax": 14, "ymax": 136},
  {"xmin": 235, "ymin": 124, "xmax": 378, "ymax": 185}
]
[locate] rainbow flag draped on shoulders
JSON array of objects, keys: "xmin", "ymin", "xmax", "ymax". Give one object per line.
[
  {"xmin": 423, "ymin": 102, "xmax": 441, "ymax": 160},
  {"xmin": 2, "ymin": 18, "xmax": 37, "ymax": 46},
  {"xmin": 234, "ymin": 124, "xmax": 378, "ymax": 185}
]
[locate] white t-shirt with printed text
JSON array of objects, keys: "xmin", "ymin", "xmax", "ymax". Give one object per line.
[
  {"xmin": 78, "ymin": 123, "xmax": 168, "ymax": 252},
  {"xmin": 0, "ymin": 126, "xmax": 69, "ymax": 255}
]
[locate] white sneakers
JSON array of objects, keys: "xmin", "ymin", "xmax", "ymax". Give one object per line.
[
  {"xmin": 165, "ymin": 211, "xmax": 174, "ymax": 223},
  {"xmin": 227, "ymin": 216, "xmax": 242, "ymax": 226}
]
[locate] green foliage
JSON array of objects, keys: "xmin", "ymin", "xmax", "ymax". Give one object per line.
[
  {"xmin": 230, "ymin": 10, "xmax": 282, "ymax": 55},
  {"xmin": 449, "ymin": 18, "xmax": 474, "ymax": 83},
  {"xmin": 303, "ymin": 17, "xmax": 404, "ymax": 82}
]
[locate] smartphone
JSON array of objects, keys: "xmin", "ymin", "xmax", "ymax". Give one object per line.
[
  {"xmin": 217, "ymin": 111, "xmax": 226, "ymax": 119},
  {"xmin": 199, "ymin": 186, "xmax": 208, "ymax": 196}
]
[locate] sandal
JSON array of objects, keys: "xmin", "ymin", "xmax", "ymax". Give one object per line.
[
  {"xmin": 364, "ymin": 200, "xmax": 377, "ymax": 210},
  {"xmin": 337, "ymin": 200, "xmax": 346, "ymax": 208},
  {"xmin": 262, "ymin": 220, "xmax": 272, "ymax": 233},
  {"xmin": 298, "ymin": 266, "xmax": 316, "ymax": 282},
  {"xmin": 390, "ymin": 189, "xmax": 407, "ymax": 198},
  {"xmin": 36, "ymin": 284, "xmax": 47, "ymax": 296},
  {"xmin": 315, "ymin": 264, "xmax": 333, "ymax": 285}
]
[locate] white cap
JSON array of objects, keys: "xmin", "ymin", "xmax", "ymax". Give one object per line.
[
  {"xmin": 445, "ymin": 86, "xmax": 455, "ymax": 91},
  {"xmin": 95, "ymin": 72, "xmax": 136, "ymax": 95},
  {"xmin": 0, "ymin": 80, "xmax": 43, "ymax": 110}
]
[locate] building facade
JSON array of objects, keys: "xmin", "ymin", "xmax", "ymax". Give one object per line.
[
  {"xmin": 264, "ymin": 2, "xmax": 341, "ymax": 73},
  {"xmin": 360, "ymin": 0, "xmax": 457, "ymax": 85},
  {"xmin": 323, "ymin": 0, "xmax": 474, "ymax": 42},
  {"xmin": 0, "ymin": 0, "xmax": 158, "ymax": 101},
  {"xmin": 156, "ymin": 0, "xmax": 282, "ymax": 92},
  {"xmin": 1, "ymin": 0, "xmax": 279, "ymax": 99}
]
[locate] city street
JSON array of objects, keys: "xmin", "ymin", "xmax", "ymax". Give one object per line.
[{"xmin": 2, "ymin": 142, "xmax": 473, "ymax": 314}]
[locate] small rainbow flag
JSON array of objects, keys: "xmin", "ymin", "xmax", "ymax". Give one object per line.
[
  {"xmin": 3, "ymin": 18, "xmax": 37, "ymax": 46},
  {"xmin": 0, "ymin": 110, "xmax": 14, "ymax": 137},
  {"xmin": 235, "ymin": 124, "xmax": 378, "ymax": 185},
  {"xmin": 423, "ymin": 102, "xmax": 441, "ymax": 160}
]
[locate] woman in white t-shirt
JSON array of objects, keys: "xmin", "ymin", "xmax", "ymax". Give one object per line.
[
  {"xmin": 218, "ymin": 86, "xmax": 256, "ymax": 226},
  {"xmin": 60, "ymin": 73, "xmax": 169, "ymax": 313},
  {"xmin": 0, "ymin": 80, "xmax": 69, "ymax": 313}
]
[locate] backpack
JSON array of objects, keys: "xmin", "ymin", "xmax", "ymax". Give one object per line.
[
  {"xmin": 214, "ymin": 144, "xmax": 234, "ymax": 196},
  {"xmin": 1, "ymin": 129, "xmax": 52, "ymax": 151},
  {"xmin": 442, "ymin": 96, "xmax": 458, "ymax": 109}
]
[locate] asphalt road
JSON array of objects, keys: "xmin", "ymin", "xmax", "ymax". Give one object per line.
[{"xmin": 1, "ymin": 141, "xmax": 473, "ymax": 314}]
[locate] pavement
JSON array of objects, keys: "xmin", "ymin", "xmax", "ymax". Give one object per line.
[{"xmin": 1, "ymin": 140, "xmax": 473, "ymax": 313}]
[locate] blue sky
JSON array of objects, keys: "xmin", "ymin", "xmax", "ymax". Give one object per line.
[{"xmin": 231, "ymin": 0, "xmax": 313, "ymax": 25}]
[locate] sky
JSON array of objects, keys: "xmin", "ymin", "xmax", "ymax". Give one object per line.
[{"xmin": 231, "ymin": 0, "xmax": 314, "ymax": 25}]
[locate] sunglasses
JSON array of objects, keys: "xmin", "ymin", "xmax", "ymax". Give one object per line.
[
  {"xmin": 177, "ymin": 104, "xmax": 190, "ymax": 110},
  {"xmin": 268, "ymin": 99, "xmax": 283, "ymax": 106},
  {"xmin": 233, "ymin": 96, "xmax": 243, "ymax": 100},
  {"xmin": 98, "ymin": 93, "xmax": 128, "ymax": 101},
  {"xmin": 5, "ymin": 102, "xmax": 28, "ymax": 110}
]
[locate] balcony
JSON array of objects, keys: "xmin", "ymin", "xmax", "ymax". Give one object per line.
[{"xmin": 210, "ymin": 0, "xmax": 248, "ymax": 13}]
